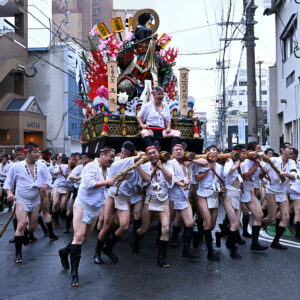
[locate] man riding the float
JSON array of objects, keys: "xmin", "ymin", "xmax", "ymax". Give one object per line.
[{"xmin": 137, "ymin": 86, "xmax": 181, "ymax": 149}]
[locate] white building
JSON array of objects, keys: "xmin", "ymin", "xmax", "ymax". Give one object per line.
[
  {"xmin": 27, "ymin": 45, "xmax": 85, "ymax": 154},
  {"xmin": 226, "ymin": 67, "xmax": 270, "ymax": 146},
  {"xmin": 265, "ymin": 0, "xmax": 300, "ymax": 152}
]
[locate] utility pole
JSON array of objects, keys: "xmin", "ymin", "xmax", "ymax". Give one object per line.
[
  {"xmin": 257, "ymin": 60, "xmax": 263, "ymax": 108},
  {"xmin": 257, "ymin": 60, "xmax": 263, "ymax": 144},
  {"xmin": 218, "ymin": 1, "xmax": 259, "ymax": 145},
  {"xmin": 244, "ymin": 0, "xmax": 258, "ymax": 143}
]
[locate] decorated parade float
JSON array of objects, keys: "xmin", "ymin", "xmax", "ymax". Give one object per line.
[{"xmin": 77, "ymin": 9, "xmax": 204, "ymax": 154}]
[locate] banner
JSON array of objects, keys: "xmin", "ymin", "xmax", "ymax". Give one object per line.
[
  {"xmin": 179, "ymin": 68, "xmax": 189, "ymax": 116},
  {"xmin": 107, "ymin": 61, "xmax": 118, "ymax": 112}
]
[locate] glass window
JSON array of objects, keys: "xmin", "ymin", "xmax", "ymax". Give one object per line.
[
  {"xmin": 286, "ymin": 71, "xmax": 295, "ymax": 87},
  {"xmin": 93, "ymin": 7, "xmax": 101, "ymax": 13}
]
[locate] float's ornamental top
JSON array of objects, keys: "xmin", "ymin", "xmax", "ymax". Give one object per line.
[{"xmin": 132, "ymin": 8, "xmax": 160, "ymax": 41}]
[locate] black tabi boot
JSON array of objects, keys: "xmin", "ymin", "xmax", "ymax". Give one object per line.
[
  {"xmin": 70, "ymin": 244, "xmax": 81, "ymax": 287},
  {"xmin": 94, "ymin": 239, "xmax": 104, "ymax": 264},
  {"xmin": 103, "ymin": 233, "xmax": 121, "ymax": 263},
  {"xmin": 52, "ymin": 211, "xmax": 59, "ymax": 228},
  {"xmin": 131, "ymin": 219, "xmax": 141, "ymax": 248},
  {"xmin": 235, "ymin": 231, "xmax": 246, "ymax": 245},
  {"xmin": 157, "ymin": 240, "xmax": 170, "ymax": 268},
  {"xmin": 23, "ymin": 228, "xmax": 29, "ymax": 246},
  {"xmin": 132, "ymin": 232, "xmax": 143, "ymax": 255},
  {"xmin": 271, "ymin": 226, "xmax": 288, "ymax": 250},
  {"xmin": 15, "ymin": 236, "xmax": 24, "ymax": 263},
  {"xmin": 262, "ymin": 209, "xmax": 268, "ymax": 219},
  {"xmin": 182, "ymin": 227, "xmax": 198, "ymax": 258},
  {"xmin": 289, "ymin": 212, "xmax": 295, "ymax": 228},
  {"xmin": 171, "ymin": 226, "xmax": 181, "ymax": 247},
  {"xmin": 204, "ymin": 229, "xmax": 219, "ymax": 261},
  {"xmin": 197, "ymin": 220, "xmax": 205, "ymax": 243},
  {"xmin": 46, "ymin": 222, "xmax": 59, "ymax": 241},
  {"xmin": 156, "ymin": 222, "xmax": 162, "ymax": 245},
  {"xmin": 295, "ymin": 221, "xmax": 300, "ymax": 240},
  {"xmin": 63, "ymin": 215, "xmax": 73, "ymax": 234},
  {"xmin": 132, "ymin": 219, "xmax": 141, "ymax": 239},
  {"xmin": 38, "ymin": 215, "xmax": 49, "ymax": 237},
  {"xmin": 61, "ymin": 210, "xmax": 67, "ymax": 220},
  {"xmin": 275, "ymin": 218, "xmax": 281, "ymax": 233},
  {"xmin": 215, "ymin": 231, "xmax": 221, "ymax": 248},
  {"xmin": 28, "ymin": 230, "xmax": 37, "ymax": 243},
  {"xmin": 58, "ymin": 242, "xmax": 71, "ymax": 269},
  {"xmin": 228, "ymin": 231, "xmax": 242, "ymax": 259},
  {"xmin": 216, "ymin": 216, "xmax": 229, "ymax": 248},
  {"xmin": 242, "ymin": 214, "xmax": 252, "ymax": 238},
  {"xmin": 142, "ymin": 136, "xmax": 153, "ymax": 149},
  {"xmin": 192, "ymin": 230, "xmax": 200, "ymax": 248},
  {"xmin": 251, "ymin": 225, "xmax": 268, "ymax": 251},
  {"xmin": 9, "ymin": 219, "xmax": 18, "ymax": 243}
]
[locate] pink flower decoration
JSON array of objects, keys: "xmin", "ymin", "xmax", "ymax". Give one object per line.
[
  {"xmin": 125, "ymin": 31, "xmax": 134, "ymax": 41},
  {"xmin": 96, "ymin": 85, "xmax": 109, "ymax": 98},
  {"xmin": 90, "ymin": 25, "xmax": 99, "ymax": 37}
]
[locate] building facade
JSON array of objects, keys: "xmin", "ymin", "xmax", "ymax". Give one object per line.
[
  {"xmin": 27, "ymin": 46, "xmax": 85, "ymax": 154},
  {"xmin": 226, "ymin": 67, "xmax": 270, "ymax": 146},
  {"xmin": 265, "ymin": 0, "xmax": 300, "ymax": 152},
  {"xmin": 0, "ymin": 0, "xmax": 47, "ymax": 152}
]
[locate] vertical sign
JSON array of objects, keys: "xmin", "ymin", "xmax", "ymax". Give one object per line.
[
  {"xmin": 179, "ymin": 68, "xmax": 189, "ymax": 116},
  {"xmin": 238, "ymin": 118, "xmax": 246, "ymax": 144},
  {"xmin": 107, "ymin": 61, "xmax": 118, "ymax": 112},
  {"xmin": 97, "ymin": 22, "xmax": 111, "ymax": 39}
]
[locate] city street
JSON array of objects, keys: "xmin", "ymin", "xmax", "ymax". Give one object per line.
[{"xmin": 0, "ymin": 208, "xmax": 299, "ymax": 300}]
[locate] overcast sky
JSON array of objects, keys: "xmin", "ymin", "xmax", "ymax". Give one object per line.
[{"xmin": 114, "ymin": 0, "xmax": 275, "ymax": 134}]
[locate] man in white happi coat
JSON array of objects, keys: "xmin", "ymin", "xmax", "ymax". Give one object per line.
[
  {"xmin": 94, "ymin": 141, "xmax": 146, "ymax": 264},
  {"xmin": 4, "ymin": 143, "xmax": 51, "ymax": 263},
  {"xmin": 137, "ymin": 86, "xmax": 181, "ymax": 149},
  {"xmin": 289, "ymin": 148, "xmax": 300, "ymax": 239},
  {"xmin": 58, "ymin": 147, "xmax": 115, "ymax": 287},
  {"xmin": 195, "ymin": 145, "xmax": 224, "ymax": 261},
  {"xmin": 263, "ymin": 142, "xmax": 297, "ymax": 249},
  {"xmin": 222, "ymin": 144, "xmax": 246, "ymax": 259},
  {"xmin": 132, "ymin": 143, "xmax": 173, "ymax": 268},
  {"xmin": 168, "ymin": 143, "xmax": 201, "ymax": 259},
  {"xmin": 65, "ymin": 153, "xmax": 91, "ymax": 233},
  {"xmin": 240, "ymin": 143, "xmax": 268, "ymax": 251}
]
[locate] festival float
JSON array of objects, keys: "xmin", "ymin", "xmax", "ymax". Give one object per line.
[{"xmin": 77, "ymin": 9, "xmax": 204, "ymax": 154}]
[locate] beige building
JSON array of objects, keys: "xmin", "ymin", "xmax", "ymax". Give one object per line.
[
  {"xmin": 0, "ymin": 0, "xmax": 46, "ymax": 151},
  {"xmin": 52, "ymin": 0, "xmax": 113, "ymax": 48}
]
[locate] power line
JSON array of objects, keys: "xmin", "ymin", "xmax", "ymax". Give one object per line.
[
  {"xmin": 0, "ymin": 31, "xmax": 75, "ymax": 79},
  {"xmin": 204, "ymin": 0, "xmax": 218, "ymax": 60},
  {"xmin": 178, "ymin": 49, "xmax": 223, "ymax": 55},
  {"xmin": 168, "ymin": 23, "xmax": 218, "ymax": 34},
  {"xmin": 26, "ymin": 4, "xmax": 88, "ymax": 52}
]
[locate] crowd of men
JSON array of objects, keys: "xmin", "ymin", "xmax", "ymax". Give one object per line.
[{"xmin": 0, "ymin": 87, "xmax": 299, "ymax": 288}]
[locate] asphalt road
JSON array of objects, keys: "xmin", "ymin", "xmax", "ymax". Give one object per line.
[{"xmin": 0, "ymin": 208, "xmax": 299, "ymax": 300}]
